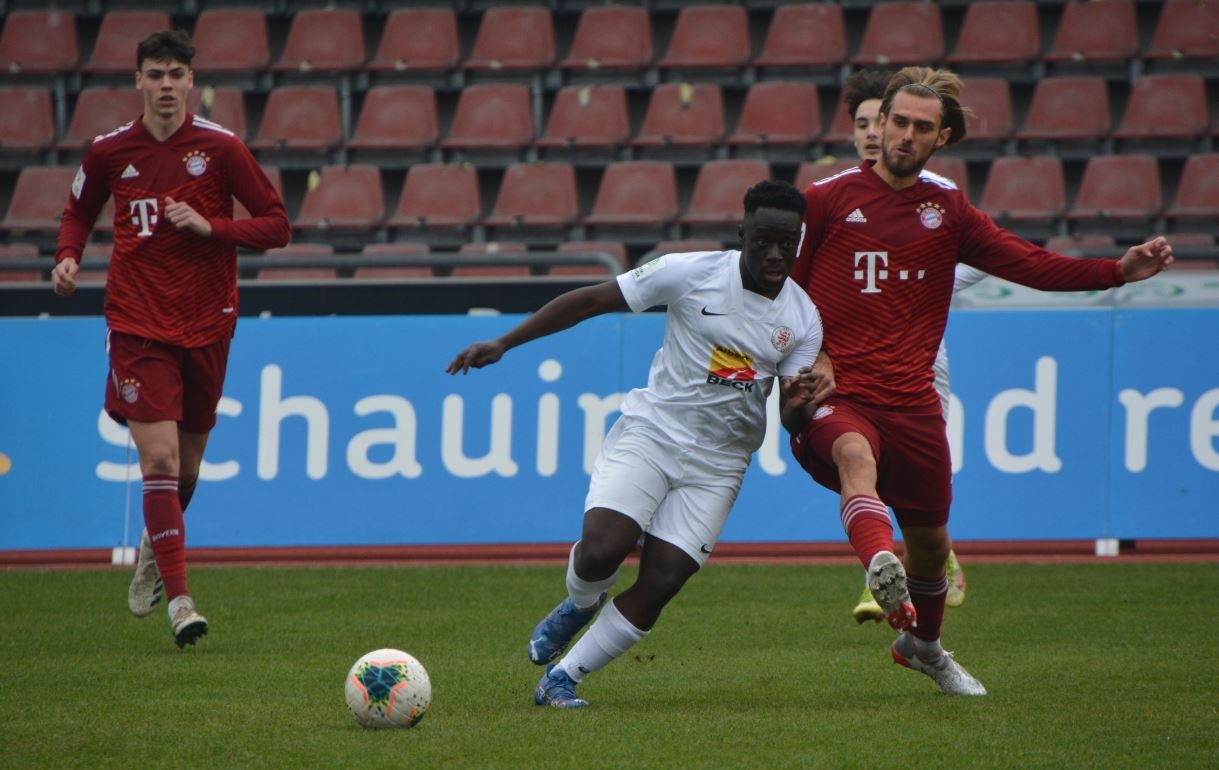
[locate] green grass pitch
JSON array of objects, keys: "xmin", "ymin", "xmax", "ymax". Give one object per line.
[{"xmin": 2, "ymin": 562, "xmax": 1217, "ymax": 768}]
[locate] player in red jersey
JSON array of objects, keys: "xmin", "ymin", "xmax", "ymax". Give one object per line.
[
  {"xmin": 839, "ymin": 69, "xmax": 980, "ymax": 623},
  {"xmin": 51, "ymin": 30, "xmax": 290, "ymax": 649},
  {"xmin": 784, "ymin": 66, "xmax": 1172, "ymax": 694}
]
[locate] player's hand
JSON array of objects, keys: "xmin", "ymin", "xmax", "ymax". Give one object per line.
[
  {"xmin": 810, "ymin": 352, "xmax": 836, "ymax": 404},
  {"xmin": 1119, "ymin": 236, "xmax": 1173, "ymax": 283},
  {"xmin": 446, "ymin": 341, "xmax": 506, "ymax": 374},
  {"xmin": 164, "ymin": 196, "xmax": 213, "ymax": 238},
  {"xmin": 51, "ymin": 258, "xmax": 79, "ymax": 297}
]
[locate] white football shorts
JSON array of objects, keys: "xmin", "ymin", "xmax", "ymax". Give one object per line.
[{"xmin": 584, "ymin": 416, "xmax": 747, "ymax": 567}]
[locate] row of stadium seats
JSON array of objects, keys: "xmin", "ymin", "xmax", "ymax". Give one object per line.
[
  {"xmin": 7, "ymin": 73, "xmax": 1217, "ymax": 169},
  {"xmin": 1, "ymin": 1, "xmax": 1215, "ymax": 82},
  {"xmin": 5, "ymin": 232, "xmax": 1217, "ymax": 285},
  {"xmin": 6, "ymin": 155, "xmax": 1218, "ymax": 247}
]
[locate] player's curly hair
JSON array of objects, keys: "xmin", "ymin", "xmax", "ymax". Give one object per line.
[
  {"xmin": 878, "ymin": 66, "xmax": 973, "ymax": 146},
  {"xmin": 744, "ymin": 180, "xmax": 807, "ymax": 218},
  {"xmin": 842, "ymin": 69, "xmax": 894, "ymax": 120},
  {"xmin": 137, "ymin": 29, "xmax": 195, "ymax": 70}
]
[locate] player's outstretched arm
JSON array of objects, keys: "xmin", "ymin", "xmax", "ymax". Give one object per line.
[
  {"xmin": 446, "ymin": 279, "xmax": 628, "ymax": 375},
  {"xmin": 1118, "ymin": 236, "xmax": 1174, "ymax": 283}
]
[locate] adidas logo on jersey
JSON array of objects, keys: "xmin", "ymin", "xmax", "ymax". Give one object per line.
[
  {"xmin": 121, "ymin": 164, "xmax": 140, "ymax": 179},
  {"xmin": 845, "ymin": 208, "xmax": 867, "ymax": 223}
]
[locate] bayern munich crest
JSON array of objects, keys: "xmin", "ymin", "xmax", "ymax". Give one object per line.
[
  {"xmin": 917, "ymin": 201, "xmax": 945, "ymax": 230},
  {"xmin": 119, "ymin": 378, "xmax": 140, "ymax": 404},
  {"xmin": 771, "ymin": 325, "xmax": 794, "ymax": 353},
  {"xmin": 183, "ymin": 150, "xmax": 210, "ymax": 177}
]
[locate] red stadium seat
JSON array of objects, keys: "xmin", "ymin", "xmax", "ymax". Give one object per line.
[
  {"xmin": 187, "ymin": 87, "xmax": 248, "ymax": 141},
  {"xmin": 1045, "ymin": 0, "xmax": 1138, "ymax": 65},
  {"xmin": 1043, "ymin": 234, "xmax": 1116, "ymax": 255},
  {"xmin": 1067, "ymin": 155, "xmax": 1163, "ymax": 222},
  {"xmin": 794, "ymin": 159, "xmax": 860, "ymax": 192},
  {"xmin": 441, "ymin": 84, "xmax": 534, "ymax": 153},
  {"xmin": 1016, "ymin": 76, "xmax": 1110, "ymax": 143},
  {"xmin": 0, "ymin": 87, "xmax": 55, "ymax": 152},
  {"xmin": 585, "ymin": 161, "xmax": 679, "ymax": 230},
  {"xmin": 348, "ymin": 85, "xmax": 439, "ymax": 153},
  {"xmin": 485, "ymin": 162, "xmax": 580, "ymax": 229},
  {"xmin": 258, "ymin": 244, "xmax": 337, "ymax": 280},
  {"xmin": 273, "ymin": 9, "xmax": 365, "ymax": 74},
  {"xmin": 537, "ymin": 85, "xmax": 631, "ymax": 152},
  {"xmin": 1144, "ymin": 0, "xmax": 1219, "ymax": 64},
  {"xmin": 0, "ymin": 243, "xmax": 42, "ymax": 282},
  {"xmin": 1113, "ymin": 74, "xmax": 1209, "ymax": 141},
  {"xmin": 632, "ymin": 83, "xmax": 725, "ymax": 151},
  {"xmin": 1165, "ymin": 154, "xmax": 1219, "ymax": 224},
  {"xmin": 250, "ymin": 86, "xmax": 342, "ymax": 151},
  {"xmin": 978, "ymin": 156, "xmax": 1068, "ymax": 221},
  {"xmin": 83, "ymin": 11, "xmax": 170, "ymax": 74},
  {"xmin": 2, "ymin": 166, "xmax": 86, "ymax": 235},
  {"xmin": 192, "ymin": 9, "xmax": 271, "ymax": 77},
  {"xmin": 557, "ymin": 241, "xmax": 629, "ymax": 272},
  {"xmin": 452, "ymin": 242, "xmax": 531, "ymax": 278},
  {"xmin": 294, "ymin": 165, "xmax": 385, "ymax": 231},
  {"xmin": 755, "ymin": 4, "xmax": 847, "ymax": 72},
  {"xmin": 636, "ymin": 239, "xmax": 725, "ymax": 266},
  {"xmin": 0, "ymin": 11, "xmax": 79, "ymax": 75},
  {"xmin": 355, "ymin": 243, "xmax": 434, "ymax": 279},
  {"xmin": 60, "ymin": 88, "xmax": 144, "ymax": 150},
  {"xmin": 947, "ymin": 1, "xmax": 1040, "ymax": 67},
  {"xmin": 387, "ymin": 163, "xmax": 483, "ymax": 234},
  {"xmin": 726, "ymin": 81, "xmax": 822, "ymax": 154},
  {"xmin": 852, "ymin": 2, "xmax": 944, "ymax": 67},
  {"xmin": 367, "ymin": 8, "xmax": 460, "ymax": 75},
  {"xmin": 464, "ymin": 6, "xmax": 555, "ymax": 74},
  {"xmin": 820, "ymin": 106, "xmax": 855, "ymax": 150},
  {"xmin": 560, "ymin": 6, "xmax": 653, "ymax": 75},
  {"xmin": 659, "ymin": 5, "xmax": 750, "ymax": 72},
  {"xmin": 960, "ymin": 78, "xmax": 1014, "ymax": 144},
  {"xmin": 681, "ymin": 160, "xmax": 772, "ymax": 226},
  {"xmin": 923, "ymin": 156, "xmax": 970, "ymax": 201}
]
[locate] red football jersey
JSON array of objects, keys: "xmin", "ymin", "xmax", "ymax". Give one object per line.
[
  {"xmin": 56, "ymin": 114, "xmax": 290, "ymax": 348},
  {"xmin": 792, "ymin": 161, "xmax": 1124, "ymax": 408}
]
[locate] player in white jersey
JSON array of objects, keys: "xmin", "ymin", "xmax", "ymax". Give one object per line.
[
  {"xmin": 837, "ymin": 69, "xmax": 985, "ymax": 622},
  {"xmin": 447, "ymin": 181, "xmax": 827, "ymax": 708}
]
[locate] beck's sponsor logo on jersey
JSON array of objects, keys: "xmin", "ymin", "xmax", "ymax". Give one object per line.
[
  {"xmin": 706, "ymin": 345, "xmax": 757, "ymax": 391},
  {"xmin": 183, "ymin": 150, "xmax": 210, "ymax": 177},
  {"xmin": 917, "ymin": 201, "xmax": 945, "ymax": 230}
]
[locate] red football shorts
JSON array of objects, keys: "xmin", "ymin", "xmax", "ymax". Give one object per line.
[
  {"xmin": 104, "ymin": 329, "xmax": 232, "ymax": 434},
  {"xmin": 789, "ymin": 397, "xmax": 952, "ymax": 528}
]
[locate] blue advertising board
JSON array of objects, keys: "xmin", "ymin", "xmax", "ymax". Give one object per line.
[{"xmin": 2, "ymin": 308, "xmax": 1216, "ymax": 550}]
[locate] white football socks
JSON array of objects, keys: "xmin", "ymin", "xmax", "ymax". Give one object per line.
[{"xmin": 558, "ymin": 599, "xmax": 647, "ymax": 682}]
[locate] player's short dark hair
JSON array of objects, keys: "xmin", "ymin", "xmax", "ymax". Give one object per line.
[
  {"xmin": 743, "ymin": 180, "xmax": 806, "ymax": 219},
  {"xmin": 842, "ymin": 69, "xmax": 893, "ymax": 119},
  {"xmin": 137, "ymin": 30, "xmax": 195, "ymax": 71}
]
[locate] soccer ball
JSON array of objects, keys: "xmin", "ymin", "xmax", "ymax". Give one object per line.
[{"xmin": 344, "ymin": 648, "xmax": 432, "ymax": 729}]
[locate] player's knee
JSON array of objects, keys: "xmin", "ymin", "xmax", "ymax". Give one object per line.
[
  {"xmin": 138, "ymin": 444, "xmax": 180, "ymax": 477},
  {"xmin": 574, "ymin": 539, "xmax": 630, "ymax": 575}
]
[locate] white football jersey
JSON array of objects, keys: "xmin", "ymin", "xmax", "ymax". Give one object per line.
[{"xmin": 616, "ymin": 250, "xmax": 823, "ymax": 458}]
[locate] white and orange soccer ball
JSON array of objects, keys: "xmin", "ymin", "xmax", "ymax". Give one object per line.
[{"xmin": 344, "ymin": 648, "xmax": 432, "ymax": 729}]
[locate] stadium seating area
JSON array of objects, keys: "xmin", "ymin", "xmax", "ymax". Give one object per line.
[{"xmin": 1, "ymin": 0, "xmax": 1217, "ymax": 282}]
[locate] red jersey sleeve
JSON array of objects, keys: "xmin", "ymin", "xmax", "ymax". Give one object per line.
[
  {"xmin": 55, "ymin": 150, "xmax": 111, "ymax": 264},
  {"xmin": 791, "ymin": 181, "xmax": 831, "ymax": 291},
  {"xmin": 207, "ymin": 139, "xmax": 290, "ymax": 251},
  {"xmin": 957, "ymin": 204, "xmax": 1124, "ymax": 291}
]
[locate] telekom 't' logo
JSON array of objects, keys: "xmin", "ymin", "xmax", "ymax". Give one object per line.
[
  {"xmin": 129, "ymin": 198, "xmax": 158, "ymax": 237},
  {"xmin": 853, "ymin": 251, "xmax": 927, "ymax": 293}
]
